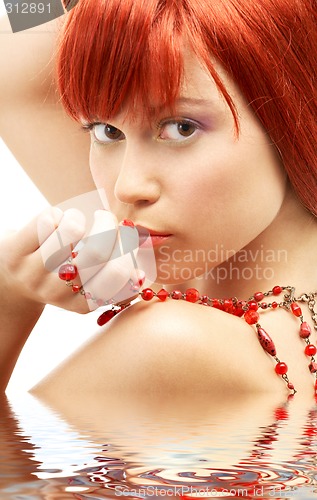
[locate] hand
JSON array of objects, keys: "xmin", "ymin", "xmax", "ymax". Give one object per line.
[{"xmin": 1, "ymin": 206, "xmax": 150, "ymax": 314}]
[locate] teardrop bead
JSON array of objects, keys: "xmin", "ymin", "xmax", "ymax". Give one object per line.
[
  {"xmin": 291, "ymin": 302, "xmax": 302, "ymax": 317},
  {"xmin": 257, "ymin": 327, "xmax": 277, "ymax": 356},
  {"xmin": 300, "ymin": 322, "xmax": 311, "ymax": 339},
  {"xmin": 97, "ymin": 309, "xmax": 116, "ymax": 326}
]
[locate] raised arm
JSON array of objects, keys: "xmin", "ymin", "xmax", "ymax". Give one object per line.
[
  {"xmin": 0, "ymin": 13, "xmax": 96, "ymax": 391},
  {"xmin": 0, "ymin": 14, "xmax": 95, "ymax": 204}
]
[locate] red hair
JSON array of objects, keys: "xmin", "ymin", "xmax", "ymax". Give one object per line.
[{"xmin": 57, "ymin": 0, "xmax": 317, "ymax": 216}]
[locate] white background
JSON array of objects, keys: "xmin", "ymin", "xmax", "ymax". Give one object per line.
[
  {"xmin": 0, "ymin": 140, "xmax": 99, "ymax": 396},
  {"xmin": 0, "ymin": 2, "xmax": 98, "ymax": 395}
]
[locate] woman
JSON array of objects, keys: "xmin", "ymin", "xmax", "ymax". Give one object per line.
[{"xmin": 1, "ymin": 0, "xmax": 316, "ymax": 402}]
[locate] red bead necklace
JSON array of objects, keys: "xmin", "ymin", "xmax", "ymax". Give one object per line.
[
  {"xmin": 96, "ymin": 284, "xmax": 317, "ymax": 395},
  {"xmin": 58, "ymin": 222, "xmax": 317, "ymax": 396}
]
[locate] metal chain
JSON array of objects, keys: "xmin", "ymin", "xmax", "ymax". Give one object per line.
[
  {"xmin": 307, "ymin": 293, "xmax": 317, "ymax": 331},
  {"xmin": 297, "ymin": 292, "xmax": 317, "ymax": 331}
]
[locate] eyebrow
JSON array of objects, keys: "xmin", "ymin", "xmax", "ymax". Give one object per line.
[
  {"xmin": 175, "ymin": 97, "xmax": 215, "ymax": 106},
  {"xmin": 148, "ymin": 97, "xmax": 217, "ymax": 117},
  {"xmin": 83, "ymin": 97, "xmax": 217, "ymax": 125}
]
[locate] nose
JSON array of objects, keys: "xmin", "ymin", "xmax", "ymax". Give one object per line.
[{"xmin": 114, "ymin": 144, "xmax": 161, "ymax": 206}]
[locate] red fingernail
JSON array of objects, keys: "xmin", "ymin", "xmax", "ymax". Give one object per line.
[{"xmin": 121, "ymin": 219, "xmax": 135, "ymax": 227}]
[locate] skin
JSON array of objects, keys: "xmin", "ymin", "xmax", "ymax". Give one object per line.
[
  {"xmin": 31, "ymin": 54, "xmax": 317, "ymax": 401},
  {"xmin": 89, "ymin": 53, "xmax": 287, "ymax": 291},
  {"xmin": 0, "ymin": 15, "xmax": 317, "ymax": 399},
  {"xmin": 0, "ymin": 14, "xmax": 94, "ymax": 204},
  {"xmin": 1, "ymin": 13, "xmax": 317, "ymax": 497}
]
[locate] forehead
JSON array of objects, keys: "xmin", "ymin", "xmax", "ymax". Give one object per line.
[
  {"xmin": 181, "ymin": 52, "xmax": 234, "ymax": 105},
  {"xmin": 180, "ymin": 52, "xmax": 255, "ymax": 129},
  {"xmin": 114, "ymin": 52, "xmax": 238, "ymax": 125}
]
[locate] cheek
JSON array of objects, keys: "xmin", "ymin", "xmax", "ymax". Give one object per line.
[{"xmin": 177, "ymin": 133, "xmax": 286, "ymax": 255}]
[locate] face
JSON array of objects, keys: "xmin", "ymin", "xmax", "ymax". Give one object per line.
[{"xmin": 86, "ymin": 52, "xmax": 287, "ymax": 285}]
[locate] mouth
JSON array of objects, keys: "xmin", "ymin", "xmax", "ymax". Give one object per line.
[{"xmin": 136, "ymin": 225, "xmax": 173, "ymax": 248}]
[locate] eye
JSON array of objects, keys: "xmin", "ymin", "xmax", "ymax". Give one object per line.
[
  {"xmin": 92, "ymin": 123, "xmax": 125, "ymax": 144},
  {"xmin": 159, "ymin": 120, "xmax": 199, "ymax": 142}
]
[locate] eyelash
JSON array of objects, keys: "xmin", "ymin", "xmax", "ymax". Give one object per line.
[
  {"xmin": 81, "ymin": 122, "xmax": 99, "ymax": 133},
  {"xmin": 81, "ymin": 118, "xmax": 201, "ymax": 142},
  {"xmin": 155, "ymin": 117, "xmax": 199, "ymax": 130}
]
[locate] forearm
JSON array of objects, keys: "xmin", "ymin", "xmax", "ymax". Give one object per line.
[
  {"xmin": 0, "ymin": 287, "xmax": 44, "ymax": 393},
  {"xmin": 0, "ymin": 14, "xmax": 95, "ymax": 205}
]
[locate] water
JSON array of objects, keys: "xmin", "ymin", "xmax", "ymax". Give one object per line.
[{"xmin": 0, "ymin": 392, "xmax": 316, "ymax": 499}]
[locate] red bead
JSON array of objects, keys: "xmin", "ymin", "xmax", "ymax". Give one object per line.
[
  {"xmin": 122, "ymin": 219, "xmax": 134, "ymax": 227},
  {"xmin": 300, "ymin": 322, "xmax": 311, "ymax": 338},
  {"xmin": 272, "ymin": 286, "xmax": 282, "ymax": 295},
  {"xmin": 185, "ymin": 288, "xmax": 200, "ymax": 303},
  {"xmin": 223, "ymin": 299, "xmax": 234, "ymax": 314},
  {"xmin": 97, "ymin": 309, "xmax": 116, "ymax": 326},
  {"xmin": 233, "ymin": 306, "xmax": 245, "ymax": 317},
  {"xmin": 291, "ymin": 302, "xmax": 302, "ymax": 317},
  {"xmin": 212, "ymin": 299, "xmax": 224, "ymax": 311},
  {"xmin": 257, "ymin": 327, "xmax": 276, "ymax": 356},
  {"xmin": 71, "ymin": 251, "xmax": 78, "ymax": 259},
  {"xmin": 72, "ymin": 284, "xmax": 81, "ymax": 293},
  {"xmin": 171, "ymin": 290, "xmax": 183, "ymax": 300},
  {"xmin": 141, "ymin": 288, "xmax": 155, "ymax": 301},
  {"xmin": 309, "ymin": 362, "xmax": 317, "ymax": 373},
  {"xmin": 247, "ymin": 301, "xmax": 258, "ymax": 311},
  {"xmin": 157, "ymin": 289, "xmax": 169, "ymax": 301},
  {"xmin": 200, "ymin": 295, "xmax": 209, "ymax": 304},
  {"xmin": 244, "ymin": 310, "xmax": 260, "ymax": 325},
  {"xmin": 254, "ymin": 292, "xmax": 264, "ymax": 302},
  {"xmin": 84, "ymin": 292, "xmax": 92, "ymax": 300},
  {"xmin": 236, "ymin": 300, "xmax": 247, "ymax": 309},
  {"xmin": 275, "ymin": 362, "xmax": 288, "ymax": 375},
  {"xmin": 305, "ymin": 344, "xmax": 317, "ymax": 356},
  {"xmin": 58, "ymin": 264, "xmax": 78, "ymax": 281},
  {"xmin": 287, "ymin": 382, "xmax": 295, "ymax": 391},
  {"xmin": 260, "ymin": 302, "xmax": 268, "ymax": 309},
  {"xmin": 271, "ymin": 302, "xmax": 278, "ymax": 309}
]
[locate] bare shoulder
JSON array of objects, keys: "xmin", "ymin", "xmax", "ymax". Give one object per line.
[
  {"xmin": 32, "ymin": 299, "xmax": 283, "ymax": 402},
  {"xmin": 109, "ymin": 299, "xmax": 283, "ymax": 392}
]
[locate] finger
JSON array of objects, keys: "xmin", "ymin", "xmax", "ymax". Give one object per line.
[
  {"xmin": 82, "ymin": 251, "xmax": 141, "ymax": 306},
  {"xmin": 111, "ymin": 268, "xmax": 146, "ymax": 304},
  {"xmin": 14, "ymin": 207, "xmax": 63, "ymax": 257},
  {"xmin": 74, "ymin": 210, "xmax": 118, "ymax": 283},
  {"xmin": 20, "ymin": 250, "xmax": 90, "ymax": 314},
  {"xmin": 134, "ymin": 245, "xmax": 158, "ymax": 284},
  {"xmin": 32, "ymin": 268, "xmax": 90, "ymax": 314},
  {"xmin": 38, "ymin": 208, "xmax": 86, "ymax": 273},
  {"xmin": 75, "ymin": 222, "xmax": 140, "ymax": 301}
]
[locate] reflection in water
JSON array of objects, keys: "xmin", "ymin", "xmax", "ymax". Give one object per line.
[{"xmin": 0, "ymin": 392, "xmax": 317, "ymax": 499}]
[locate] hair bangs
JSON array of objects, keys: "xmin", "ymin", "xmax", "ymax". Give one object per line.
[
  {"xmin": 57, "ymin": 0, "xmax": 238, "ymax": 127},
  {"xmin": 58, "ymin": 0, "xmax": 188, "ymax": 123},
  {"xmin": 57, "ymin": 0, "xmax": 317, "ymax": 215}
]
